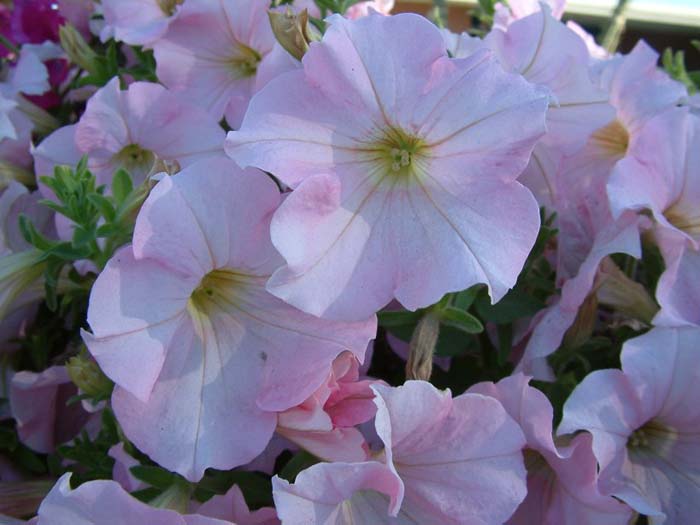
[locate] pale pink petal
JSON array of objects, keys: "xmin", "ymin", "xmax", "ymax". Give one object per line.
[
  {"xmin": 9, "ymin": 367, "xmax": 91, "ymax": 454},
  {"xmin": 654, "ymin": 242, "xmax": 700, "ymax": 326},
  {"xmin": 272, "ymin": 461, "xmax": 405, "ymax": 523},
  {"xmin": 108, "ymin": 443, "xmax": 144, "ymax": 492},
  {"xmin": 373, "ymin": 381, "xmax": 527, "ymax": 524},
  {"xmin": 36, "ymin": 473, "xmax": 229, "ymax": 525},
  {"xmin": 101, "ymin": 0, "xmax": 176, "ymax": 47},
  {"xmin": 517, "ymin": 212, "xmax": 642, "ymax": 379},
  {"xmin": 195, "ymin": 485, "xmax": 279, "ymax": 525}
]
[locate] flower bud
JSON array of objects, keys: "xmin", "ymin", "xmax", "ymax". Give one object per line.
[
  {"xmin": 0, "ymin": 480, "xmax": 54, "ymax": 518},
  {"xmin": 268, "ymin": 8, "xmax": 320, "ymax": 61},
  {"xmin": 15, "ymin": 95, "xmax": 60, "ymax": 135},
  {"xmin": 596, "ymin": 257, "xmax": 658, "ymax": 324},
  {"xmin": 0, "ymin": 250, "xmax": 46, "ymax": 320},
  {"xmin": 562, "ymin": 292, "xmax": 598, "ymax": 350},
  {"xmin": 66, "ymin": 350, "xmax": 113, "ymax": 400},
  {"xmin": 406, "ymin": 311, "xmax": 440, "ymax": 381},
  {"xmin": 59, "ymin": 24, "xmax": 99, "ymax": 75},
  {"xmin": 0, "ymin": 159, "xmax": 34, "ymax": 189}
]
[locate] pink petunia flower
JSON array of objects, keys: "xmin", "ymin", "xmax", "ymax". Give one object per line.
[
  {"xmin": 493, "ymin": 0, "xmax": 566, "ymax": 29},
  {"xmin": 153, "ymin": 0, "xmax": 278, "ymax": 128},
  {"xmin": 100, "ymin": 0, "xmax": 182, "ymax": 47},
  {"xmin": 516, "ymin": 42, "xmax": 686, "ymax": 377},
  {"xmin": 274, "ymin": 380, "xmax": 528, "ymax": 523},
  {"xmin": 608, "ymin": 109, "xmax": 700, "ymax": 326},
  {"xmin": 193, "ymin": 485, "xmax": 279, "ymax": 525},
  {"xmin": 82, "ymin": 157, "xmax": 376, "ymax": 481},
  {"xmin": 35, "ymin": 473, "xmax": 233, "ymax": 524},
  {"xmin": 469, "ymin": 373, "xmax": 633, "ymax": 524},
  {"xmin": 9, "ymin": 366, "xmax": 91, "ymax": 454},
  {"xmin": 33, "ymin": 77, "xmax": 225, "ymax": 186},
  {"xmin": 479, "ymin": 8, "xmax": 614, "ymax": 207},
  {"xmin": 277, "ymin": 351, "xmax": 377, "ymax": 462},
  {"xmin": 226, "ymin": 13, "xmax": 549, "ymax": 322},
  {"xmin": 559, "ymin": 326, "xmax": 700, "ymax": 522}
]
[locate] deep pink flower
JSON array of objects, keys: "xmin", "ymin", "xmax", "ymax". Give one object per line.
[
  {"xmin": 9, "ymin": 0, "xmax": 65, "ymax": 45},
  {"xmin": 83, "ymin": 157, "xmax": 376, "ymax": 481},
  {"xmin": 559, "ymin": 326, "xmax": 700, "ymax": 522},
  {"xmin": 227, "ymin": 13, "xmax": 549, "ymax": 322}
]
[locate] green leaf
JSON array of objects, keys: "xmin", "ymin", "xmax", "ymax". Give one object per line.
[
  {"xmin": 278, "ymin": 451, "xmax": 320, "ymax": 482},
  {"xmin": 18, "ymin": 215, "xmax": 55, "ymax": 251},
  {"xmin": 377, "ymin": 310, "xmax": 422, "ymax": 327},
  {"xmin": 130, "ymin": 465, "xmax": 178, "ymax": 490},
  {"xmin": 87, "ymin": 193, "xmax": 116, "ymax": 222},
  {"xmin": 452, "ymin": 285, "xmax": 482, "ymax": 311},
  {"xmin": 439, "ymin": 307, "xmax": 484, "ymax": 334},
  {"xmin": 111, "ymin": 169, "xmax": 133, "ymax": 204},
  {"xmin": 475, "ymin": 287, "xmax": 544, "ymax": 324}
]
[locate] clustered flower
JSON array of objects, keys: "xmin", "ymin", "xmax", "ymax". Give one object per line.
[{"xmin": 0, "ymin": 0, "xmax": 698, "ymax": 523}]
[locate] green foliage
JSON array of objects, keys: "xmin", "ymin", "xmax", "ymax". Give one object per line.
[
  {"xmin": 19, "ymin": 160, "xmax": 148, "ymax": 310},
  {"xmin": 662, "ymin": 47, "xmax": 700, "ymax": 94}
]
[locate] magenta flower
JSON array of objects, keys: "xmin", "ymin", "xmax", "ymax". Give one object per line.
[
  {"xmin": 277, "ymin": 351, "xmax": 376, "ymax": 462},
  {"xmin": 469, "ymin": 374, "xmax": 633, "ymax": 524},
  {"xmin": 8, "ymin": 0, "xmax": 64, "ymax": 46},
  {"xmin": 153, "ymin": 0, "xmax": 277, "ymax": 128},
  {"xmin": 559, "ymin": 326, "xmax": 700, "ymax": 522},
  {"xmin": 83, "ymin": 157, "xmax": 375, "ymax": 481},
  {"xmin": 226, "ymin": 13, "xmax": 549, "ymax": 321}
]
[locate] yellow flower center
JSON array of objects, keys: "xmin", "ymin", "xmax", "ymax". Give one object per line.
[
  {"xmin": 157, "ymin": 0, "xmax": 183, "ymax": 16},
  {"xmin": 590, "ymin": 119, "xmax": 629, "ymax": 159},
  {"xmin": 189, "ymin": 269, "xmax": 249, "ymax": 317},
  {"xmin": 364, "ymin": 127, "xmax": 428, "ymax": 181},
  {"xmin": 664, "ymin": 201, "xmax": 700, "ymax": 239},
  {"xmin": 227, "ymin": 43, "xmax": 262, "ymax": 79},
  {"xmin": 113, "ymin": 143, "xmax": 155, "ymax": 175}
]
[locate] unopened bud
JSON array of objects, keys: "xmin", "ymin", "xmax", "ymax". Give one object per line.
[
  {"xmin": 268, "ymin": 8, "xmax": 320, "ymax": 61},
  {"xmin": 0, "ymin": 159, "xmax": 34, "ymax": 189},
  {"xmin": 149, "ymin": 478, "xmax": 192, "ymax": 513},
  {"xmin": 406, "ymin": 312, "xmax": 440, "ymax": 381},
  {"xmin": 596, "ymin": 258, "xmax": 658, "ymax": 324},
  {"xmin": 0, "ymin": 480, "xmax": 53, "ymax": 518},
  {"xmin": 16, "ymin": 95, "xmax": 60, "ymax": 135},
  {"xmin": 59, "ymin": 24, "xmax": 99, "ymax": 75},
  {"xmin": 66, "ymin": 351, "xmax": 113, "ymax": 400},
  {"xmin": 562, "ymin": 292, "xmax": 598, "ymax": 350}
]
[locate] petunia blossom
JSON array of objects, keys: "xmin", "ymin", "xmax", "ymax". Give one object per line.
[
  {"xmin": 559, "ymin": 326, "xmax": 700, "ymax": 523},
  {"xmin": 273, "ymin": 380, "xmax": 527, "ymax": 523},
  {"xmin": 82, "ymin": 157, "xmax": 376, "ymax": 481},
  {"xmin": 9, "ymin": 366, "xmax": 91, "ymax": 454},
  {"xmin": 193, "ymin": 484, "xmax": 279, "ymax": 525},
  {"xmin": 475, "ymin": 8, "xmax": 614, "ymax": 207},
  {"xmin": 153, "ymin": 0, "xmax": 277, "ymax": 128},
  {"xmin": 100, "ymin": 0, "xmax": 182, "ymax": 47},
  {"xmin": 469, "ymin": 373, "xmax": 633, "ymax": 524},
  {"xmin": 276, "ymin": 351, "xmax": 376, "ymax": 462},
  {"xmin": 493, "ymin": 0, "xmax": 566, "ymax": 29},
  {"xmin": 608, "ymin": 109, "xmax": 700, "ymax": 326},
  {"xmin": 226, "ymin": 13, "xmax": 549, "ymax": 322},
  {"xmin": 35, "ymin": 473, "xmax": 231, "ymax": 525}
]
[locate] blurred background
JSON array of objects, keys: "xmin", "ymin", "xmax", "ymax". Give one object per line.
[{"xmin": 394, "ymin": 0, "xmax": 700, "ymax": 67}]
